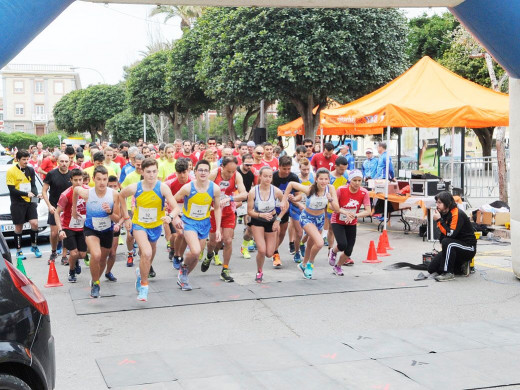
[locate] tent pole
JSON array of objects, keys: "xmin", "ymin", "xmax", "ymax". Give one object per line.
[
  {"xmin": 321, "ymin": 126, "xmax": 324, "ymax": 151},
  {"xmin": 450, "ymin": 126, "xmax": 455, "ymax": 187},
  {"xmin": 383, "ymin": 125, "xmax": 390, "ymax": 232}
]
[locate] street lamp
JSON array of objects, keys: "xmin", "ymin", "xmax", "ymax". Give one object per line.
[{"xmin": 70, "ymin": 66, "xmax": 106, "ymax": 84}]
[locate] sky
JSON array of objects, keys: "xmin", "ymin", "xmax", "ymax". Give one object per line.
[{"xmin": 3, "ymin": 3, "xmax": 447, "ymax": 91}]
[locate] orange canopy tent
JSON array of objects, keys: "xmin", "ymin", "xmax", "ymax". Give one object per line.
[{"xmin": 320, "ymin": 56, "xmax": 509, "ymax": 129}]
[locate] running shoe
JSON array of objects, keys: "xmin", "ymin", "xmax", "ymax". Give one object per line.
[
  {"xmin": 75, "ymin": 261, "xmax": 82, "ymax": 275},
  {"xmin": 435, "ymin": 272, "xmax": 455, "ymax": 282},
  {"xmin": 90, "ymin": 283, "xmax": 100, "ymax": 298},
  {"xmin": 149, "ymin": 265, "xmax": 156, "ymax": 278},
  {"xmin": 272, "ymin": 253, "xmax": 282, "ymax": 268},
  {"xmin": 31, "ymin": 246, "xmax": 42, "ymax": 258},
  {"xmin": 213, "ymin": 254, "xmax": 222, "ymax": 266},
  {"xmin": 61, "ymin": 256, "xmax": 69, "ymax": 266},
  {"xmin": 323, "ymin": 237, "xmax": 329, "ymax": 247},
  {"xmin": 293, "ymin": 252, "xmax": 302, "ymax": 263},
  {"xmin": 177, "ymin": 266, "xmax": 192, "ymax": 291},
  {"xmin": 248, "ymin": 240, "xmax": 256, "ymax": 252},
  {"xmin": 48, "ymin": 252, "xmax": 57, "ymax": 265},
  {"xmin": 298, "ymin": 262, "xmax": 305, "ymax": 275},
  {"xmin": 300, "ymin": 243, "xmax": 306, "ymax": 258},
  {"xmin": 220, "ymin": 268, "xmax": 234, "ymax": 283},
  {"xmin": 126, "ymin": 253, "xmax": 134, "ymax": 267},
  {"xmin": 84, "ymin": 254, "xmax": 90, "ymax": 267},
  {"xmin": 345, "ymin": 258, "xmax": 355, "ymax": 266},
  {"xmin": 303, "ymin": 263, "xmax": 314, "ymax": 279},
  {"xmin": 241, "ymin": 246, "xmax": 251, "ymax": 259},
  {"xmin": 68, "ymin": 272, "xmax": 77, "ymax": 283},
  {"xmin": 198, "ymin": 250, "xmax": 204, "ymax": 261},
  {"xmin": 255, "ymin": 272, "xmax": 263, "ymax": 283},
  {"xmin": 16, "ymin": 250, "xmax": 26, "ymax": 261},
  {"xmin": 135, "ymin": 268, "xmax": 141, "ymax": 292},
  {"xmin": 137, "ymin": 285, "xmax": 149, "ymax": 301},
  {"xmin": 105, "ymin": 272, "xmax": 117, "ymax": 282},
  {"xmin": 333, "ymin": 265, "xmax": 344, "ymax": 276},
  {"xmin": 328, "ymin": 248, "xmax": 337, "ymax": 266},
  {"xmin": 169, "ymin": 250, "xmax": 175, "ymax": 261},
  {"xmin": 289, "ymin": 242, "xmax": 295, "ymax": 255},
  {"xmin": 56, "ymin": 241, "xmax": 62, "ymax": 255},
  {"xmin": 201, "ymin": 255, "xmax": 212, "ymax": 272},
  {"xmin": 238, "ymin": 216, "xmax": 243, "ymax": 225},
  {"xmin": 173, "ymin": 256, "xmax": 182, "ymax": 270}
]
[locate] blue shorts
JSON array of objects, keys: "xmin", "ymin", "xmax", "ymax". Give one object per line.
[
  {"xmin": 132, "ymin": 224, "xmax": 163, "ymax": 243},
  {"xmin": 300, "ymin": 211, "xmax": 325, "ymax": 231},
  {"xmin": 181, "ymin": 215, "xmax": 211, "ymax": 240},
  {"xmin": 289, "ymin": 204, "xmax": 302, "ymax": 220},
  {"xmin": 326, "ymin": 212, "xmax": 332, "ymax": 220}
]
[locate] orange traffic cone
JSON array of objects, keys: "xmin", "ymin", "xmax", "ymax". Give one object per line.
[
  {"xmin": 363, "ymin": 240, "xmax": 382, "ymax": 263},
  {"xmin": 45, "ymin": 261, "xmax": 63, "ymax": 288},
  {"xmin": 376, "ymin": 235, "xmax": 390, "ymax": 257},
  {"xmin": 381, "ymin": 229, "xmax": 394, "ymax": 250}
]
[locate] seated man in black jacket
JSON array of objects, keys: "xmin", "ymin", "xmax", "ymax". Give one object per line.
[{"xmin": 428, "ymin": 191, "xmax": 476, "ymax": 281}]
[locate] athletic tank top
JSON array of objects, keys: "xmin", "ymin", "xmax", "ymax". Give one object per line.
[
  {"xmin": 215, "ymin": 168, "xmax": 236, "ymax": 209},
  {"xmin": 132, "ymin": 181, "xmax": 165, "ymax": 229},
  {"xmin": 182, "ymin": 181, "xmax": 214, "ymax": 220},
  {"xmin": 85, "ymin": 187, "xmax": 114, "ymax": 232},
  {"xmin": 254, "ymin": 185, "xmax": 276, "ymax": 221},
  {"xmin": 306, "ymin": 186, "xmax": 329, "ymax": 210}
]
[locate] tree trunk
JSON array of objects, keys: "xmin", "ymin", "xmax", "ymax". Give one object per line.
[
  {"xmin": 224, "ymin": 105, "xmax": 237, "ymax": 141},
  {"xmin": 473, "ymin": 127, "xmax": 494, "ymax": 171},
  {"xmin": 187, "ymin": 113, "xmax": 195, "ymax": 142},
  {"xmin": 160, "ymin": 113, "xmax": 170, "ymax": 143},
  {"xmin": 495, "ymin": 126, "xmax": 508, "ymax": 203},
  {"xmin": 242, "ymin": 106, "xmax": 259, "ymax": 139},
  {"xmin": 165, "ymin": 109, "xmax": 182, "ymax": 140},
  {"xmin": 290, "ymin": 95, "xmax": 322, "ymax": 140}
]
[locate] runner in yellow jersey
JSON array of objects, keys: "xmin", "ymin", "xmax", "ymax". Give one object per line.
[
  {"xmin": 121, "ymin": 158, "xmax": 180, "ymax": 301},
  {"xmin": 173, "ymin": 159, "xmax": 222, "ymax": 291}
]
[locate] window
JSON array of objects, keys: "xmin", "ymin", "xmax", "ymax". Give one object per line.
[
  {"xmin": 14, "ymin": 80, "xmax": 24, "ymax": 93},
  {"xmin": 54, "ymin": 81, "xmax": 64, "ymax": 94},
  {"xmin": 15, "ymin": 124, "xmax": 25, "ymax": 131},
  {"xmin": 15, "ymin": 104, "xmax": 24, "ymax": 116},
  {"xmin": 35, "ymin": 105, "xmax": 45, "ymax": 115},
  {"xmin": 35, "ymin": 80, "xmax": 44, "ymax": 93}
]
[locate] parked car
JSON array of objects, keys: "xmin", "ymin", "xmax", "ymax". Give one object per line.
[
  {"xmin": 0, "ymin": 232, "xmax": 56, "ymax": 389},
  {"xmin": 0, "ymin": 156, "xmax": 14, "ymax": 165},
  {"xmin": 0, "ymin": 166, "xmax": 50, "ymax": 241}
]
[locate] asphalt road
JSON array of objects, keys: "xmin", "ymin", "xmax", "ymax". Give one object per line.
[{"xmin": 14, "ymin": 219, "xmax": 520, "ymax": 389}]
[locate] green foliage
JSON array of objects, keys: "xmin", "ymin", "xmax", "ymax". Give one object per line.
[
  {"xmin": 106, "ymin": 109, "xmax": 154, "ymax": 143},
  {"xmin": 0, "ymin": 131, "xmax": 68, "ymax": 150},
  {"xmin": 39, "ymin": 132, "xmax": 68, "ymax": 149},
  {"xmin": 266, "ymin": 115, "xmax": 287, "ymax": 142},
  {"xmin": 407, "ymin": 12, "xmax": 459, "ymax": 64},
  {"xmin": 53, "ymin": 89, "xmax": 84, "ymax": 134},
  {"xmin": 276, "ymin": 99, "xmax": 300, "ymax": 122}
]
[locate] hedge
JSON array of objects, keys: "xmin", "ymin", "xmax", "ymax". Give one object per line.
[{"xmin": 0, "ymin": 132, "xmax": 69, "ymax": 150}]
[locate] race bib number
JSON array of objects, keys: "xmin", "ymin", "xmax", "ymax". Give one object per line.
[
  {"xmin": 189, "ymin": 204, "xmax": 209, "ymax": 219},
  {"xmin": 69, "ymin": 216, "xmax": 85, "ymax": 229},
  {"xmin": 20, "ymin": 183, "xmax": 31, "ymax": 193},
  {"xmin": 312, "ymin": 199, "xmax": 328, "ymax": 209},
  {"xmin": 92, "ymin": 216, "xmax": 111, "ymax": 231},
  {"xmin": 138, "ymin": 207, "xmax": 158, "ymax": 224},
  {"xmin": 236, "ymin": 203, "xmax": 247, "ymax": 216}
]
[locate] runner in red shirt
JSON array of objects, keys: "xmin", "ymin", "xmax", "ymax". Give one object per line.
[
  {"xmin": 165, "ymin": 159, "xmax": 192, "ymax": 270},
  {"xmin": 252, "ymin": 145, "xmax": 269, "ymax": 174},
  {"xmin": 311, "ymin": 142, "xmax": 337, "ymax": 171},
  {"xmin": 262, "ymin": 142, "xmax": 279, "ymax": 171},
  {"xmin": 202, "ymin": 156, "xmax": 248, "ymax": 282},
  {"xmin": 38, "ymin": 152, "xmax": 58, "ymax": 179},
  {"xmin": 54, "ymin": 169, "xmax": 88, "ymax": 283},
  {"xmin": 328, "ymin": 170, "xmax": 371, "ymax": 275}
]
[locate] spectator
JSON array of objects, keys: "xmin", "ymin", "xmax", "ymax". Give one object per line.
[
  {"xmin": 362, "ymin": 148, "xmax": 378, "ymax": 180},
  {"xmin": 374, "ymin": 142, "xmax": 395, "ymax": 179}
]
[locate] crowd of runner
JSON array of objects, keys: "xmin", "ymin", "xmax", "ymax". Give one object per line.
[{"xmin": 7, "ymin": 137, "xmax": 372, "ymax": 300}]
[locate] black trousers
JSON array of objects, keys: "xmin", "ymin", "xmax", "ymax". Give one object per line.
[
  {"xmin": 331, "ymin": 224, "xmax": 356, "ymax": 257},
  {"xmin": 428, "ymin": 237, "xmax": 476, "ymax": 274}
]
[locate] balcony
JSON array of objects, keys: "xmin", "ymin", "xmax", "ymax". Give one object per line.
[{"xmin": 32, "ymin": 113, "xmax": 48, "ymax": 123}]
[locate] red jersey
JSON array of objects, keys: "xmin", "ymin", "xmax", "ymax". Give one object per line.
[
  {"xmin": 331, "ymin": 185, "xmax": 370, "ymax": 226},
  {"xmin": 68, "ymin": 163, "xmax": 81, "ymax": 170},
  {"xmin": 58, "ymin": 185, "xmax": 88, "ymax": 231},
  {"xmin": 263, "ymin": 158, "xmax": 279, "ymax": 171},
  {"xmin": 311, "ymin": 152, "xmax": 337, "ymax": 171},
  {"xmin": 252, "ymin": 161, "xmax": 269, "ymax": 175},
  {"xmin": 114, "ymin": 155, "xmax": 126, "ymax": 169},
  {"xmin": 167, "ymin": 176, "xmax": 191, "ymax": 204},
  {"xmin": 232, "ymin": 149, "xmax": 240, "ymax": 157},
  {"xmin": 81, "ymin": 160, "xmax": 94, "ymax": 169},
  {"xmin": 212, "ymin": 168, "xmax": 237, "ymax": 217},
  {"xmin": 39, "ymin": 157, "xmax": 56, "ymax": 178}
]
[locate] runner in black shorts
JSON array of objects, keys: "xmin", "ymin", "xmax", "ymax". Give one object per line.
[
  {"xmin": 105, "ymin": 175, "xmax": 123, "ymax": 282},
  {"xmin": 55, "ymin": 169, "xmax": 86, "ymax": 283}
]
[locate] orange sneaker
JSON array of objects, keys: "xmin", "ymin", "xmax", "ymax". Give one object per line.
[{"xmin": 273, "ymin": 253, "xmax": 282, "ymax": 268}]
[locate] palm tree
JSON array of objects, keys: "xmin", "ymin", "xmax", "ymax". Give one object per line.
[{"xmin": 149, "ymin": 5, "xmax": 204, "ymax": 33}]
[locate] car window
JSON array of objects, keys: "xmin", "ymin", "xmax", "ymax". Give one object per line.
[{"xmin": 0, "ymin": 171, "xmax": 42, "ymax": 196}]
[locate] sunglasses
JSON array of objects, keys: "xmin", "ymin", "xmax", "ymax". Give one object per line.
[
  {"xmin": 256, "ymin": 152, "xmax": 264, "ymax": 155},
  {"xmin": 244, "ymin": 164, "xmax": 253, "ymax": 167},
  {"xmin": 305, "ymin": 145, "xmax": 313, "ymax": 148}
]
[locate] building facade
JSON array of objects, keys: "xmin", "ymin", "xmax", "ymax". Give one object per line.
[{"xmin": 1, "ymin": 64, "xmax": 81, "ymax": 135}]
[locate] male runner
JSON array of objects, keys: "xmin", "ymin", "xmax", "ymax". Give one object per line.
[
  {"xmin": 73, "ymin": 166, "xmax": 121, "ymax": 298},
  {"xmin": 311, "ymin": 142, "xmax": 337, "ymax": 171},
  {"xmin": 7, "ymin": 150, "xmax": 42, "ymax": 259},
  {"xmin": 55, "ymin": 169, "xmax": 86, "ymax": 282},
  {"xmin": 173, "ymin": 160, "xmax": 221, "ymax": 291},
  {"xmin": 85, "ymin": 152, "xmax": 116, "ymax": 187},
  {"xmin": 263, "ymin": 142, "xmax": 279, "ymax": 170},
  {"xmin": 42, "ymin": 154, "xmax": 71, "ymax": 264},
  {"xmin": 105, "ymin": 175, "xmax": 123, "ymax": 282},
  {"xmin": 121, "ymin": 158, "xmax": 179, "ymax": 301},
  {"xmin": 252, "ymin": 145, "xmax": 268, "ymax": 173},
  {"xmin": 236, "ymin": 154, "xmax": 257, "ymax": 259},
  {"xmin": 120, "ymin": 146, "xmax": 139, "ymax": 184},
  {"xmin": 202, "ymin": 156, "xmax": 247, "ymax": 282}
]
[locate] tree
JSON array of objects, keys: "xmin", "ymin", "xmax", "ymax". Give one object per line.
[
  {"xmin": 407, "ymin": 12, "xmax": 459, "ymax": 64},
  {"xmin": 74, "ymin": 84, "xmax": 126, "ymax": 141},
  {"xmin": 194, "ymin": 8, "xmax": 409, "ymax": 139},
  {"xmin": 106, "ymin": 109, "xmax": 153, "ymax": 143},
  {"xmin": 53, "ymin": 89, "xmax": 84, "ymax": 134},
  {"xmin": 150, "ymin": 5, "xmax": 204, "ymax": 33}
]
